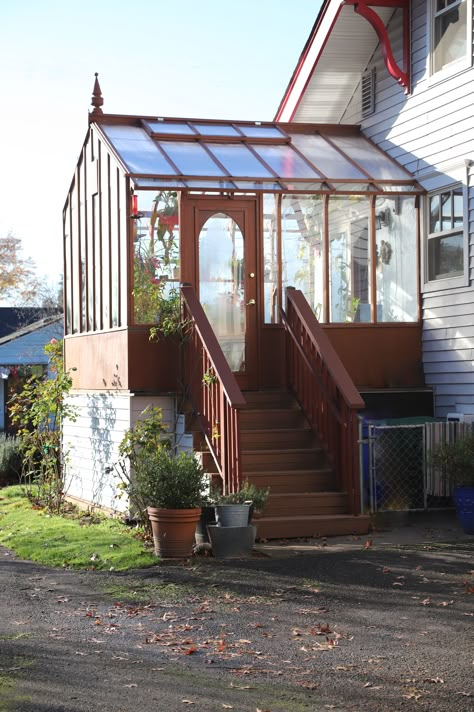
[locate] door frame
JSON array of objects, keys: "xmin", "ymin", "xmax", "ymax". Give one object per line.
[{"xmin": 181, "ymin": 193, "xmax": 260, "ymax": 390}]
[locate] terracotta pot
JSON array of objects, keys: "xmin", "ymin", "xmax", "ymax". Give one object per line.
[{"xmin": 147, "ymin": 507, "xmax": 201, "ymax": 558}]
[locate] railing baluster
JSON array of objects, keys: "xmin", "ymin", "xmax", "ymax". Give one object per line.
[
  {"xmin": 282, "ymin": 288, "xmax": 365, "ymax": 515},
  {"xmin": 181, "ymin": 285, "xmax": 246, "ymax": 495}
]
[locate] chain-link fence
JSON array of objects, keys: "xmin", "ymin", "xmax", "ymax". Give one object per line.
[{"xmin": 361, "ymin": 420, "xmax": 474, "ymax": 513}]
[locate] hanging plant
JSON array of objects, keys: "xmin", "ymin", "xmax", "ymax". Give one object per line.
[{"xmin": 379, "ymin": 240, "xmax": 393, "ymax": 265}]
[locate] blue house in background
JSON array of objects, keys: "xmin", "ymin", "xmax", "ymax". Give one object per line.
[{"xmin": 0, "ymin": 316, "xmax": 63, "ymax": 431}]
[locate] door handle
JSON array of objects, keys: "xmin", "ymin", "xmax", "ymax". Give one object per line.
[{"xmin": 246, "ymin": 299, "xmax": 256, "ymax": 306}]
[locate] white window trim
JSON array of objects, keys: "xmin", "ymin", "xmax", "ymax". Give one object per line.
[
  {"xmin": 427, "ymin": 0, "xmax": 472, "ymax": 84},
  {"xmin": 422, "ymin": 179, "xmax": 469, "ymax": 293}
]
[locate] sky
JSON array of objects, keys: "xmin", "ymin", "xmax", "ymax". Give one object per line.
[{"xmin": 0, "ymin": 0, "xmax": 320, "ymax": 296}]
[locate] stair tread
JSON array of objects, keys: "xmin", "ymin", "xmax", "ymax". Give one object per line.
[
  {"xmin": 242, "ymin": 447, "xmax": 322, "ymax": 454},
  {"xmin": 268, "ymin": 491, "xmax": 346, "ymax": 498},
  {"xmin": 257, "ymin": 514, "xmax": 368, "ymax": 522}
]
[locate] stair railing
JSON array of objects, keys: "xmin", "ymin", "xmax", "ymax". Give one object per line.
[
  {"xmin": 282, "ymin": 288, "xmax": 365, "ymax": 515},
  {"xmin": 181, "ymin": 285, "xmax": 246, "ymax": 494}
]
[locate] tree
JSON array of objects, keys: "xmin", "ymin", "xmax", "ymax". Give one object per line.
[{"xmin": 0, "ymin": 232, "xmax": 41, "ymax": 304}]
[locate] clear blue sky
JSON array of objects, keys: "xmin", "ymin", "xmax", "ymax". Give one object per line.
[{"xmin": 0, "ymin": 0, "xmax": 320, "ymax": 294}]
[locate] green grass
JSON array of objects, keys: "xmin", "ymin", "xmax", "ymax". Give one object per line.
[{"xmin": 0, "ymin": 486, "xmax": 158, "ymax": 571}]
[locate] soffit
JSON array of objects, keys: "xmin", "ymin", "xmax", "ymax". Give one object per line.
[{"xmin": 279, "ymin": 4, "xmax": 394, "ymax": 123}]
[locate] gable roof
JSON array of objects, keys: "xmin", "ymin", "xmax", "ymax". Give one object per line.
[{"xmin": 275, "ymin": 0, "xmax": 407, "ymax": 123}]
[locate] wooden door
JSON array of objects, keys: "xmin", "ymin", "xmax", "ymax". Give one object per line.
[{"xmin": 181, "ymin": 195, "xmax": 258, "ymax": 390}]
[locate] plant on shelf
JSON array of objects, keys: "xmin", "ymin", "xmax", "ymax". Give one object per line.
[
  {"xmin": 429, "ymin": 433, "xmax": 474, "ymax": 534},
  {"xmin": 116, "ymin": 406, "xmax": 208, "ymax": 557}
]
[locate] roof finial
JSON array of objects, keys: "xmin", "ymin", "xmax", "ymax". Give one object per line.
[{"xmin": 90, "ymin": 72, "xmax": 103, "ymax": 117}]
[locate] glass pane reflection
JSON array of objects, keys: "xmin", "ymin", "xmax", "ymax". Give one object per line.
[{"xmin": 199, "ymin": 213, "xmax": 246, "ymax": 372}]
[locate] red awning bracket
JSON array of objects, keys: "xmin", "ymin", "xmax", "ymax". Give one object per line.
[{"xmin": 344, "ymin": 0, "xmax": 410, "ymax": 94}]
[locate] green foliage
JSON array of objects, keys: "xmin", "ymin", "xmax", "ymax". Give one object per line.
[
  {"xmin": 115, "ymin": 407, "xmax": 207, "ymax": 530},
  {"xmin": 430, "ymin": 433, "xmax": 474, "ymax": 487},
  {"xmin": 214, "ymin": 481, "xmax": 270, "ymax": 512},
  {"xmin": 0, "ymin": 434, "xmax": 21, "ymax": 486},
  {"xmin": 0, "ymin": 487, "xmax": 157, "ymax": 570},
  {"xmin": 8, "ymin": 339, "xmax": 77, "ymax": 513}
]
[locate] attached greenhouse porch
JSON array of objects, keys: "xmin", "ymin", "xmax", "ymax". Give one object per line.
[{"xmin": 62, "ymin": 81, "xmax": 428, "ymax": 537}]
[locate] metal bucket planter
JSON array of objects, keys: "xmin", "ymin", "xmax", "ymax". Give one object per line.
[
  {"xmin": 214, "ymin": 504, "xmax": 252, "ymax": 527},
  {"xmin": 453, "ymin": 487, "xmax": 474, "ymax": 534},
  {"xmin": 147, "ymin": 507, "xmax": 202, "ymax": 558},
  {"xmin": 207, "ymin": 525, "xmax": 256, "ymax": 558},
  {"xmin": 195, "ymin": 506, "xmax": 216, "ymax": 545}
]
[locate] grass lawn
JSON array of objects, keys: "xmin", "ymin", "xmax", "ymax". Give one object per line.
[{"xmin": 0, "ymin": 486, "xmax": 158, "ymax": 571}]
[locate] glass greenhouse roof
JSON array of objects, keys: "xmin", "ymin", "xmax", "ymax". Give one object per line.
[{"xmin": 98, "ymin": 118, "xmax": 422, "ymax": 194}]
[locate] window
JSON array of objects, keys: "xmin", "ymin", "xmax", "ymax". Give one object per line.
[
  {"xmin": 431, "ymin": 0, "xmax": 469, "ymax": 75},
  {"xmin": 427, "ymin": 186, "xmax": 465, "ymax": 283}
]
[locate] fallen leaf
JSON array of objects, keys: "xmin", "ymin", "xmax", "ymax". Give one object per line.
[{"xmin": 182, "ymin": 700, "xmax": 195, "ymax": 705}]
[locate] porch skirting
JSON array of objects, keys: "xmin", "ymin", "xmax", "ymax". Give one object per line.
[{"xmin": 62, "ymin": 390, "xmax": 182, "ymax": 513}]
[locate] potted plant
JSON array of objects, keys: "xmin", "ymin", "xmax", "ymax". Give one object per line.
[
  {"xmin": 213, "ymin": 480, "xmax": 270, "ymax": 526},
  {"xmin": 117, "ymin": 407, "xmax": 208, "ymax": 557},
  {"xmin": 430, "ymin": 433, "xmax": 474, "ymax": 534}
]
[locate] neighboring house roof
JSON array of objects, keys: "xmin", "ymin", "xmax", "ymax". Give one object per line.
[
  {"xmin": 275, "ymin": 0, "xmax": 406, "ymax": 123},
  {"xmin": 0, "ymin": 316, "xmax": 63, "ymax": 366},
  {"xmin": 0, "ymin": 307, "xmax": 61, "ymax": 339}
]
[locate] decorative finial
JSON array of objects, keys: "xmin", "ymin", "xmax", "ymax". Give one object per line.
[{"xmin": 90, "ymin": 72, "xmax": 103, "ymax": 116}]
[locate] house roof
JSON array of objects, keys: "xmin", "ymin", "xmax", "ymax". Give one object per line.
[
  {"xmin": 275, "ymin": 0, "xmax": 408, "ymax": 123},
  {"xmin": 92, "ymin": 114, "xmax": 422, "ymax": 195},
  {"xmin": 0, "ymin": 316, "xmax": 63, "ymax": 368},
  {"xmin": 0, "ymin": 308, "xmax": 60, "ymax": 340}
]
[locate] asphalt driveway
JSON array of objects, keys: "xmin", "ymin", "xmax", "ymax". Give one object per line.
[{"xmin": 0, "ymin": 514, "xmax": 473, "ymax": 712}]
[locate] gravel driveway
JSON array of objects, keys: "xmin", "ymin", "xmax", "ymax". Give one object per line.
[{"xmin": 0, "ymin": 517, "xmax": 473, "ymax": 712}]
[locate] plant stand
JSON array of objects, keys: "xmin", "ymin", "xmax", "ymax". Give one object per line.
[
  {"xmin": 147, "ymin": 507, "xmax": 201, "ymax": 558},
  {"xmin": 195, "ymin": 506, "xmax": 216, "ymax": 545},
  {"xmin": 207, "ymin": 524, "xmax": 256, "ymax": 558}
]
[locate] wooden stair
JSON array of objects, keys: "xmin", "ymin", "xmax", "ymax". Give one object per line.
[
  {"xmin": 239, "ymin": 390, "xmax": 369, "ymax": 539},
  {"xmin": 189, "ymin": 389, "xmax": 369, "ymax": 540}
]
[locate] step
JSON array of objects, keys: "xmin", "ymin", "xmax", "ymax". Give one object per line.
[
  {"xmin": 245, "ymin": 469, "xmax": 335, "ymax": 493},
  {"xmin": 264, "ymin": 492, "xmax": 349, "ymax": 517},
  {"xmin": 242, "ymin": 447, "xmax": 326, "ymax": 471},
  {"xmin": 240, "ymin": 408, "xmax": 307, "ymax": 430},
  {"xmin": 255, "ymin": 514, "xmax": 370, "ymax": 540},
  {"xmin": 242, "ymin": 390, "xmax": 298, "ymax": 409},
  {"xmin": 241, "ymin": 428, "xmax": 316, "ymax": 450}
]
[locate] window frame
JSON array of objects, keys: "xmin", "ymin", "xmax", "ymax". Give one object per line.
[
  {"xmin": 428, "ymin": 0, "xmax": 472, "ymax": 82},
  {"xmin": 423, "ymin": 182, "xmax": 469, "ymax": 292}
]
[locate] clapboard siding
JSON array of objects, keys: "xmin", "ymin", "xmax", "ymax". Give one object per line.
[
  {"xmin": 348, "ymin": 0, "xmax": 474, "ymax": 417},
  {"xmin": 64, "ymin": 392, "xmax": 175, "ymax": 511}
]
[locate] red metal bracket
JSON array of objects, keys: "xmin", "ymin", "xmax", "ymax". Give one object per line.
[{"xmin": 344, "ymin": 0, "xmax": 410, "ymax": 93}]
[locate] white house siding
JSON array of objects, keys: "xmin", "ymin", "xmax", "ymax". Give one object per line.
[
  {"xmin": 336, "ymin": 2, "xmax": 474, "ymax": 417},
  {"xmin": 63, "ymin": 391, "xmax": 175, "ymax": 512}
]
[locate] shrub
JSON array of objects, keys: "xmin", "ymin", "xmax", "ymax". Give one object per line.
[
  {"xmin": 429, "ymin": 433, "xmax": 474, "ymax": 488},
  {"xmin": 0, "ymin": 434, "xmax": 21, "ymax": 486}
]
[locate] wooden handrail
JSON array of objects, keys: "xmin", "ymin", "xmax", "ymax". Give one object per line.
[
  {"xmin": 181, "ymin": 285, "xmax": 246, "ymax": 493},
  {"xmin": 282, "ymin": 288, "xmax": 365, "ymax": 514}
]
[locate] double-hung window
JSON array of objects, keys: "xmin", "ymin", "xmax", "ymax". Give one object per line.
[
  {"xmin": 427, "ymin": 186, "xmax": 466, "ymax": 285},
  {"xmin": 431, "ymin": 0, "xmax": 470, "ymax": 76}
]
